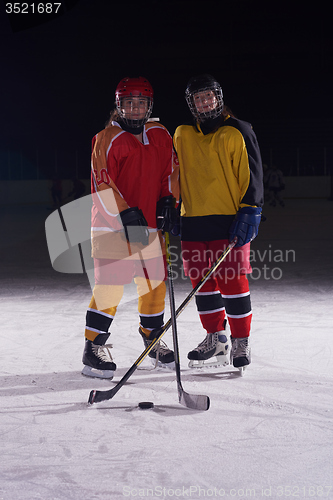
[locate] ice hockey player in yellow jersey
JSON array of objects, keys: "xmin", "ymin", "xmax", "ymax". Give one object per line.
[{"xmin": 173, "ymin": 74, "xmax": 264, "ymax": 374}]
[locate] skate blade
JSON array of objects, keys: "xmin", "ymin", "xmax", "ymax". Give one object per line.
[
  {"xmin": 81, "ymin": 365, "xmax": 114, "ymax": 379},
  {"xmin": 188, "ymin": 354, "xmax": 230, "ymax": 369},
  {"xmin": 238, "ymin": 366, "xmax": 246, "ymax": 376},
  {"xmin": 152, "ymin": 359, "xmax": 176, "ymax": 371},
  {"xmin": 138, "ymin": 359, "xmax": 175, "ymax": 371}
]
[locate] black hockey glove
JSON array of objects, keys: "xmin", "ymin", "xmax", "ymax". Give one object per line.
[
  {"xmin": 156, "ymin": 195, "xmax": 178, "ymax": 234},
  {"xmin": 119, "ymin": 207, "xmax": 149, "ymax": 246},
  {"xmin": 229, "ymin": 206, "xmax": 262, "ymax": 247}
]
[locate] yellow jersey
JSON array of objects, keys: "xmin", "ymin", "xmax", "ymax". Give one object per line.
[{"xmin": 173, "ymin": 116, "xmax": 263, "ymax": 241}]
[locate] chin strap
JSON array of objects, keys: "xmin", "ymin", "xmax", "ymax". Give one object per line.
[{"xmin": 117, "ymin": 118, "xmax": 144, "ymax": 135}]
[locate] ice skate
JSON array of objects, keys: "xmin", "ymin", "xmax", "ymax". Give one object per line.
[
  {"xmin": 82, "ymin": 333, "xmax": 116, "ymax": 379},
  {"xmin": 230, "ymin": 337, "xmax": 251, "ymax": 376},
  {"xmin": 139, "ymin": 328, "xmax": 175, "ymax": 369},
  {"xmin": 188, "ymin": 331, "xmax": 231, "ymax": 368}
]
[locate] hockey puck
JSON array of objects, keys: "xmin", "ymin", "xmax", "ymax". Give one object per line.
[{"xmin": 138, "ymin": 401, "xmax": 154, "ymax": 410}]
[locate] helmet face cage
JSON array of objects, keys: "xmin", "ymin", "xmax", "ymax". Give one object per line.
[
  {"xmin": 115, "ymin": 77, "xmax": 154, "ymax": 128},
  {"xmin": 185, "ymin": 80, "xmax": 224, "ymax": 121}
]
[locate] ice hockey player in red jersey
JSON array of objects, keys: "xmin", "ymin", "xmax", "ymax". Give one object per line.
[
  {"xmin": 173, "ymin": 74, "xmax": 264, "ymax": 373},
  {"xmin": 82, "ymin": 77, "xmax": 178, "ymax": 379}
]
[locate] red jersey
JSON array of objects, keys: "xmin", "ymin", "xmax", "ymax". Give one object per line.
[{"xmin": 90, "ymin": 121, "xmax": 178, "ymax": 259}]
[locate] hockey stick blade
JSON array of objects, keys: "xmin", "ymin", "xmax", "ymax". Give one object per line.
[
  {"xmin": 89, "ymin": 388, "xmax": 116, "ymax": 405},
  {"xmin": 88, "ymin": 363, "xmax": 137, "ymax": 404},
  {"xmin": 180, "ymin": 391, "xmax": 210, "ymax": 411}
]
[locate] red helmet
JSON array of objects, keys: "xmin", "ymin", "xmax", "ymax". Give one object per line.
[
  {"xmin": 115, "ymin": 77, "xmax": 154, "ymax": 129},
  {"xmin": 115, "ymin": 77, "xmax": 154, "ymax": 100}
]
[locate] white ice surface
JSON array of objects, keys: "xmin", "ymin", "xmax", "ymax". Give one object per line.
[{"xmin": 0, "ymin": 199, "xmax": 332, "ymax": 500}]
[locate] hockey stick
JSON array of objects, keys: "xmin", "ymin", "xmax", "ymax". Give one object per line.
[
  {"xmin": 165, "ymin": 232, "xmax": 210, "ymax": 411},
  {"xmin": 88, "ymin": 238, "xmax": 236, "ymax": 405}
]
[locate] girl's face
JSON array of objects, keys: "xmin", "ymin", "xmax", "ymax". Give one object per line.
[
  {"xmin": 121, "ymin": 97, "xmax": 149, "ymax": 120},
  {"xmin": 193, "ymin": 90, "xmax": 218, "ymax": 114}
]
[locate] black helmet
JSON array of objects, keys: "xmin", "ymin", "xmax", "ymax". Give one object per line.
[{"xmin": 185, "ymin": 74, "xmax": 224, "ymax": 121}]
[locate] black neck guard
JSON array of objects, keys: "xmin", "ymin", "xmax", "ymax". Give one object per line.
[
  {"xmin": 199, "ymin": 115, "xmax": 223, "ymax": 135},
  {"xmin": 118, "ymin": 118, "xmax": 144, "ymax": 135}
]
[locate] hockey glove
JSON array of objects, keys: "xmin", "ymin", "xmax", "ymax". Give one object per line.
[
  {"xmin": 119, "ymin": 207, "xmax": 149, "ymax": 246},
  {"xmin": 156, "ymin": 195, "xmax": 178, "ymax": 234},
  {"xmin": 229, "ymin": 206, "xmax": 262, "ymax": 247}
]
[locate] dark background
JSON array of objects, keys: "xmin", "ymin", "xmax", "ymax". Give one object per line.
[{"xmin": 1, "ymin": 0, "xmax": 332, "ymax": 181}]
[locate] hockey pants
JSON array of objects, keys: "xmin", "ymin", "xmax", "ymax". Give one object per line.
[
  {"xmin": 182, "ymin": 240, "xmax": 252, "ymax": 338},
  {"xmin": 85, "ymin": 278, "xmax": 166, "ymax": 341}
]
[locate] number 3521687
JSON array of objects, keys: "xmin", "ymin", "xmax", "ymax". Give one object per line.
[{"xmin": 5, "ymin": 3, "xmax": 62, "ymax": 14}]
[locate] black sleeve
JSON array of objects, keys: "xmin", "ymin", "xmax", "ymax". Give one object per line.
[{"xmin": 227, "ymin": 117, "xmax": 264, "ymax": 207}]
